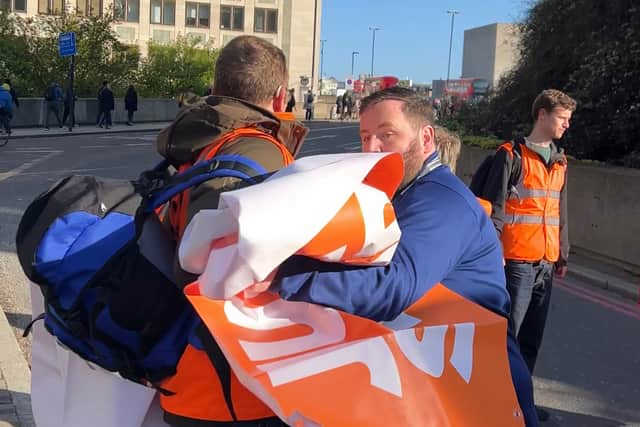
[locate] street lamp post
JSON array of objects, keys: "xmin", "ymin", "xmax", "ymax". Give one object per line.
[
  {"xmin": 446, "ymin": 10, "xmax": 459, "ymax": 86},
  {"xmin": 351, "ymin": 51, "xmax": 359, "ymax": 77},
  {"xmin": 320, "ymin": 39, "xmax": 327, "ymax": 94},
  {"xmin": 369, "ymin": 26, "xmax": 380, "ymax": 76}
]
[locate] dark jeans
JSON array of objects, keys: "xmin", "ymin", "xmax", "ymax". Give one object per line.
[
  {"xmin": 98, "ymin": 109, "xmax": 112, "ymax": 127},
  {"xmin": 127, "ymin": 109, "xmax": 135, "ymax": 123},
  {"xmin": 62, "ymin": 104, "xmax": 74, "ymax": 127},
  {"xmin": 45, "ymin": 101, "xmax": 62, "ymax": 128},
  {"xmin": 305, "ymin": 108, "xmax": 313, "ymax": 120},
  {"xmin": 505, "ymin": 260, "xmax": 554, "ymax": 373}
]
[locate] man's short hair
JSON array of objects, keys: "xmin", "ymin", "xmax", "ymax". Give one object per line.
[
  {"xmin": 360, "ymin": 87, "xmax": 435, "ymax": 129},
  {"xmin": 435, "ymin": 126, "xmax": 461, "ymax": 173},
  {"xmin": 213, "ymin": 35, "xmax": 288, "ymax": 105},
  {"xmin": 532, "ymin": 89, "xmax": 577, "ymax": 121}
]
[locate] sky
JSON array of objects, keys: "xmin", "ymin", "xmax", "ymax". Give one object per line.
[{"xmin": 319, "ymin": 0, "xmax": 531, "ymax": 84}]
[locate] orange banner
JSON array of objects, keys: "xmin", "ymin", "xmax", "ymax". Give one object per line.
[{"xmin": 185, "ymin": 284, "xmax": 525, "ymax": 426}]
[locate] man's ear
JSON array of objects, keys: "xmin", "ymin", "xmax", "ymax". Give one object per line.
[
  {"xmin": 421, "ymin": 125, "xmax": 436, "ymax": 153},
  {"xmin": 272, "ymin": 85, "xmax": 286, "ymax": 112}
]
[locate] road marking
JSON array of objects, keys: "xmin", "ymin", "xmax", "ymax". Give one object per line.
[
  {"xmin": 18, "ymin": 166, "xmax": 131, "ymax": 176},
  {"xmin": 9, "ymin": 150, "xmax": 61, "ymax": 154},
  {"xmin": 0, "ymin": 207, "xmax": 23, "ymax": 216},
  {"xmin": 11, "ymin": 147, "xmax": 56, "ymax": 151},
  {"xmin": 125, "ymin": 143, "xmax": 154, "ymax": 146},
  {"xmin": 80, "ymin": 145, "xmax": 116, "ymax": 148},
  {"xmin": 305, "ymin": 135, "xmax": 336, "ymax": 141},
  {"xmin": 0, "ymin": 151, "xmax": 62, "ymax": 182},
  {"xmin": 310, "ymin": 125, "xmax": 359, "ymax": 131},
  {"xmin": 556, "ymin": 279, "xmax": 640, "ymax": 321}
]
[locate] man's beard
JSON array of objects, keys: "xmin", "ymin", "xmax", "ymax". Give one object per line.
[{"xmin": 399, "ymin": 137, "xmax": 424, "ymax": 190}]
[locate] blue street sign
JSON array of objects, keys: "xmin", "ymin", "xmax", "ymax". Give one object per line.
[{"xmin": 59, "ymin": 32, "xmax": 77, "ymax": 57}]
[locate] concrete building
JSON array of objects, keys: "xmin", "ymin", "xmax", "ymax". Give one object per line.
[
  {"xmin": 6, "ymin": 0, "xmax": 322, "ymax": 100},
  {"xmin": 461, "ymin": 23, "xmax": 521, "ymax": 89}
]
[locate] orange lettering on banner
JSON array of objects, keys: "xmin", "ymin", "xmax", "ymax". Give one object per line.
[
  {"xmin": 297, "ymin": 153, "xmax": 403, "ymax": 265},
  {"xmin": 185, "ymin": 284, "xmax": 525, "ymax": 427}
]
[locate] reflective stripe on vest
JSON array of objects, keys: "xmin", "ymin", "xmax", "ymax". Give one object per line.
[
  {"xmin": 162, "ymin": 127, "xmax": 295, "ymax": 425},
  {"xmin": 500, "ymin": 143, "xmax": 566, "ymax": 263}
]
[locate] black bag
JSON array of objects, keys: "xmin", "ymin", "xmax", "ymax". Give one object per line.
[{"xmin": 469, "ymin": 138, "xmax": 523, "ymax": 197}]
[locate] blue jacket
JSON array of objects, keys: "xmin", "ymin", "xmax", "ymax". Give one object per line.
[
  {"xmin": 273, "ymin": 153, "xmax": 510, "ymax": 321},
  {"xmin": 273, "ymin": 153, "xmax": 538, "ymax": 425},
  {"xmin": 0, "ymin": 87, "xmax": 12, "ymax": 114}
]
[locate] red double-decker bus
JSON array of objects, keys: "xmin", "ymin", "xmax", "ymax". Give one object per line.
[{"xmin": 443, "ymin": 78, "xmax": 490, "ymax": 101}]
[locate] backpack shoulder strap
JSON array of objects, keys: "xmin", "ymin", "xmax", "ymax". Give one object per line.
[
  {"xmin": 145, "ymin": 154, "xmax": 269, "ymax": 212},
  {"xmin": 168, "ymin": 126, "xmax": 293, "ymax": 238}
]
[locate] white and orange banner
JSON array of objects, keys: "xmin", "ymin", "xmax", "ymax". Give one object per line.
[
  {"xmin": 179, "ymin": 152, "xmax": 524, "ymax": 426},
  {"xmin": 179, "ymin": 152, "xmax": 404, "ymax": 299}
]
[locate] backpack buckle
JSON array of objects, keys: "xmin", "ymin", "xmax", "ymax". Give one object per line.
[{"xmin": 207, "ymin": 159, "xmax": 220, "ymax": 172}]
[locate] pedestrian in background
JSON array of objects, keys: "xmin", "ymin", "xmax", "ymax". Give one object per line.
[
  {"xmin": 62, "ymin": 84, "xmax": 76, "ymax": 128},
  {"xmin": 125, "ymin": 85, "xmax": 138, "ymax": 126},
  {"xmin": 97, "ymin": 81, "xmax": 114, "ymax": 129},
  {"xmin": 3, "ymin": 79, "xmax": 19, "ymax": 109},
  {"xmin": 44, "ymin": 81, "xmax": 63, "ymax": 129},
  {"xmin": 304, "ymin": 89, "xmax": 314, "ymax": 120},
  {"xmin": 285, "ymin": 89, "xmax": 296, "ymax": 112}
]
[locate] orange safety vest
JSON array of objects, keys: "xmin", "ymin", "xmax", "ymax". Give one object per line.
[
  {"xmin": 500, "ymin": 142, "xmax": 566, "ymax": 263},
  {"xmin": 161, "ymin": 125, "xmax": 294, "ymax": 426}
]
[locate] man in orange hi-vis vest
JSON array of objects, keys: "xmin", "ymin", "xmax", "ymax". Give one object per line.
[
  {"xmin": 479, "ymin": 89, "xmax": 576, "ymax": 422},
  {"xmin": 156, "ymin": 35, "xmax": 308, "ymax": 427},
  {"xmin": 268, "ymin": 87, "xmax": 538, "ymax": 425}
]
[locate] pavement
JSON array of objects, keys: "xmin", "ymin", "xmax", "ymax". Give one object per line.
[
  {"xmin": 5, "ymin": 121, "xmax": 173, "ymax": 140},
  {"xmin": 0, "ymin": 122, "xmax": 639, "ymax": 426}
]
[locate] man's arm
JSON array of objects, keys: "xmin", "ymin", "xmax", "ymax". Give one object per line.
[
  {"xmin": 272, "ymin": 183, "xmax": 479, "ymax": 321},
  {"xmin": 481, "ymin": 148, "xmax": 514, "ymax": 236},
  {"xmin": 557, "ymin": 167, "xmax": 570, "ymax": 268}
]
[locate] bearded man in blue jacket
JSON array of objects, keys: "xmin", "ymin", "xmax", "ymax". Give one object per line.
[{"xmin": 271, "ymin": 87, "xmax": 538, "ymax": 426}]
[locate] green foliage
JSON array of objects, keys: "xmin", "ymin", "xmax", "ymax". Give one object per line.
[
  {"xmin": 452, "ymin": 0, "xmax": 640, "ymax": 165},
  {"xmin": 0, "ymin": 12, "xmax": 139, "ymax": 97},
  {"xmin": 137, "ymin": 36, "xmax": 218, "ymax": 98},
  {"xmin": 461, "ymin": 135, "xmax": 502, "ymax": 150},
  {"xmin": 1, "ymin": 13, "xmax": 218, "ymax": 99}
]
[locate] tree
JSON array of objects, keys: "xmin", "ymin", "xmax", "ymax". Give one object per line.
[
  {"xmin": 0, "ymin": 11, "xmax": 139, "ymax": 97},
  {"xmin": 460, "ymin": 0, "xmax": 640, "ymax": 164},
  {"xmin": 138, "ymin": 36, "xmax": 218, "ymax": 98}
]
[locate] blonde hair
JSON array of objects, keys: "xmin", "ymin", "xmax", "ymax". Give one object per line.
[{"xmin": 435, "ymin": 126, "xmax": 461, "ymax": 173}]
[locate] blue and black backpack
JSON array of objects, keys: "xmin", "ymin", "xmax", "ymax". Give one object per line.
[{"xmin": 16, "ymin": 155, "xmax": 269, "ymax": 388}]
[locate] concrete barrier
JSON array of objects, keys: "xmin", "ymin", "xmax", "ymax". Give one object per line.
[
  {"xmin": 10, "ymin": 98, "xmax": 179, "ymax": 127},
  {"xmin": 457, "ymin": 145, "xmax": 640, "ymax": 270}
]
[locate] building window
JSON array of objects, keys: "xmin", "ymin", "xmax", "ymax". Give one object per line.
[
  {"xmin": 0, "ymin": 0, "xmax": 27, "ymax": 12},
  {"xmin": 77, "ymin": 0, "xmax": 101, "ymax": 16},
  {"xmin": 220, "ymin": 5, "xmax": 243, "ymax": 31},
  {"xmin": 114, "ymin": 0, "xmax": 139, "ymax": 22},
  {"xmin": 38, "ymin": 0, "xmax": 63, "ymax": 14},
  {"xmin": 254, "ymin": 8, "xmax": 277, "ymax": 33},
  {"xmin": 150, "ymin": 0, "xmax": 174, "ymax": 25},
  {"xmin": 185, "ymin": 2, "xmax": 209, "ymax": 28}
]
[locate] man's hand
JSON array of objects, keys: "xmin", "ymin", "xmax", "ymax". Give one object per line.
[{"xmin": 554, "ymin": 264, "xmax": 568, "ymax": 279}]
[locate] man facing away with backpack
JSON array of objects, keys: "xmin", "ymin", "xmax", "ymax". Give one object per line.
[
  {"xmin": 478, "ymin": 89, "xmax": 576, "ymax": 422},
  {"xmin": 155, "ymin": 35, "xmax": 308, "ymax": 427},
  {"xmin": 27, "ymin": 35, "xmax": 307, "ymax": 427}
]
